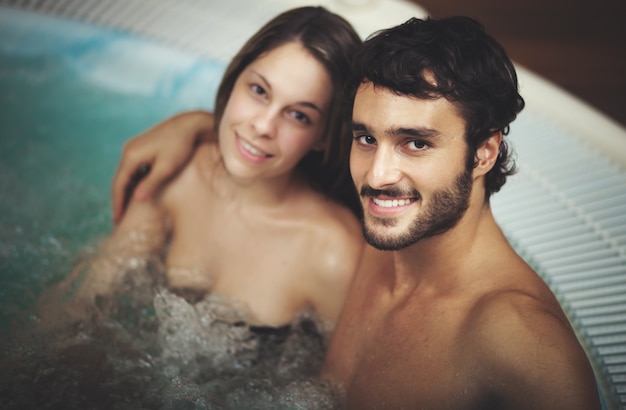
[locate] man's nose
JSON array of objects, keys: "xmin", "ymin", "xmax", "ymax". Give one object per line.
[{"xmin": 367, "ymin": 145, "xmax": 402, "ymax": 189}]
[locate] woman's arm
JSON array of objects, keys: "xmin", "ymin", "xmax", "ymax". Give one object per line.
[
  {"xmin": 111, "ymin": 110, "xmax": 215, "ymax": 223},
  {"xmin": 39, "ymin": 196, "xmax": 169, "ymax": 325},
  {"xmin": 82, "ymin": 198, "xmax": 170, "ymax": 299}
]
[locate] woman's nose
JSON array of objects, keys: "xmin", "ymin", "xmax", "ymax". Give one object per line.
[{"xmin": 251, "ymin": 107, "xmax": 278, "ymax": 138}]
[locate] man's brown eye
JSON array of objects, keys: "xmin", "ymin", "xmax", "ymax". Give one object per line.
[{"xmin": 409, "ymin": 140, "xmax": 427, "ymax": 150}]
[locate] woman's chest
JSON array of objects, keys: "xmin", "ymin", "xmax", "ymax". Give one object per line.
[
  {"xmin": 163, "ymin": 202, "xmax": 315, "ymax": 317},
  {"xmin": 166, "ymin": 202, "xmax": 310, "ymax": 272}
]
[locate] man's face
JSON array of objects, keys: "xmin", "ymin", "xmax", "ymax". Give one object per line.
[{"xmin": 350, "ymin": 83, "xmax": 473, "ymax": 251}]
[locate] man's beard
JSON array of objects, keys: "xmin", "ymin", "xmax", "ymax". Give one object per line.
[{"xmin": 361, "ymin": 168, "xmax": 473, "ymax": 251}]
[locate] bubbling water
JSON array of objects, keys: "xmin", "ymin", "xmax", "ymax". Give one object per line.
[{"xmin": 0, "ymin": 248, "xmax": 341, "ymax": 409}]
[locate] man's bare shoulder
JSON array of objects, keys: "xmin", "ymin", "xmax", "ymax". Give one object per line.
[
  {"xmin": 460, "ymin": 284, "xmax": 601, "ymax": 409},
  {"xmin": 465, "ymin": 286, "xmax": 575, "ymax": 357}
]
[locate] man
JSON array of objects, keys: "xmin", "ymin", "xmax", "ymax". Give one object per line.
[
  {"xmin": 110, "ymin": 16, "xmax": 601, "ymax": 410},
  {"xmin": 321, "ymin": 16, "xmax": 601, "ymax": 409}
]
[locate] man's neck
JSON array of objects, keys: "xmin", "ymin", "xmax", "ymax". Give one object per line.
[{"xmin": 389, "ymin": 203, "xmax": 497, "ymax": 295}]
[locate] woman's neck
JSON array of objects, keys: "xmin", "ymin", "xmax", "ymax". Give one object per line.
[{"xmin": 200, "ymin": 142, "xmax": 308, "ymax": 209}]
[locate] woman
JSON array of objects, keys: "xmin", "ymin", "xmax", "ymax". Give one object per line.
[{"xmin": 47, "ymin": 7, "xmax": 364, "ymax": 330}]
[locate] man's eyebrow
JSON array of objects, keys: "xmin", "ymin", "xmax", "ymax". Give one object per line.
[
  {"xmin": 352, "ymin": 122, "xmax": 368, "ymax": 132},
  {"xmin": 352, "ymin": 122, "xmax": 440, "ymax": 138},
  {"xmin": 390, "ymin": 127, "xmax": 440, "ymax": 139},
  {"xmin": 251, "ymin": 69, "xmax": 323, "ymax": 113}
]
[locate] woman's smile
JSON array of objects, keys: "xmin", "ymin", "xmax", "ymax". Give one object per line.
[{"xmin": 236, "ymin": 134, "xmax": 272, "ymax": 163}]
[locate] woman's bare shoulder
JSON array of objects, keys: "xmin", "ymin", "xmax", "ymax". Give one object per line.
[
  {"xmin": 298, "ymin": 192, "xmax": 364, "ymax": 281},
  {"xmin": 292, "ymin": 193, "xmax": 364, "ymax": 326},
  {"xmin": 299, "ymin": 190, "xmax": 361, "ymax": 237},
  {"xmin": 306, "ymin": 197, "xmax": 363, "ymax": 264}
]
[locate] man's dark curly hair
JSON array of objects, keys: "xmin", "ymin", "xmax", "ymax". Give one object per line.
[{"xmin": 347, "ymin": 16, "xmax": 525, "ymax": 199}]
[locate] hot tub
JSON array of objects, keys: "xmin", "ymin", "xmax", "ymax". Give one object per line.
[{"xmin": 1, "ymin": 1, "xmax": 625, "ymax": 408}]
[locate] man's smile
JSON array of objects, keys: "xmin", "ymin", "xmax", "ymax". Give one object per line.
[{"xmin": 371, "ymin": 198, "xmax": 414, "ymax": 208}]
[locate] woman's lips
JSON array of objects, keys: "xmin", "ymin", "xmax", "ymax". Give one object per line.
[{"xmin": 236, "ymin": 135, "xmax": 271, "ymax": 162}]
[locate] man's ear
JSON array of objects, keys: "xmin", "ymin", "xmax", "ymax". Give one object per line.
[{"xmin": 473, "ymin": 131, "xmax": 502, "ymax": 177}]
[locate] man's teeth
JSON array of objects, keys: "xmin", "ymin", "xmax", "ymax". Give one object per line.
[
  {"xmin": 372, "ymin": 198, "xmax": 412, "ymax": 207},
  {"xmin": 241, "ymin": 139, "xmax": 268, "ymax": 157}
]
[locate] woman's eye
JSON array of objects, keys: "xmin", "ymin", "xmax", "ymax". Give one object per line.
[
  {"xmin": 251, "ymin": 84, "xmax": 266, "ymax": 97},
  {"xmin": 290, "ymin": 110, "xmax": 311, "ymax": 125}
]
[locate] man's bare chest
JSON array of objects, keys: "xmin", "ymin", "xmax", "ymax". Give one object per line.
[
  {"xmin": 345, "ymin": 328, "xmax": 485, "ymax": 409},
  {"xmin": 342, "ymin": 292, "xmax": 485, "ymax": 408}
]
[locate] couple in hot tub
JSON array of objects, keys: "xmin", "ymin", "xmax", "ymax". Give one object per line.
[{"xmin": 45, "ymin": 6, "xmax": 600, "ymax": 409}]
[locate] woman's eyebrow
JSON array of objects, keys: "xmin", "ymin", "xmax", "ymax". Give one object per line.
[
  {"xmin": 250, "ymin": 70, "xmax": 323, "ymax": 113},
  {"xmin": 250, "ymin": 70, "xmax": 271, "ymax": 89}
]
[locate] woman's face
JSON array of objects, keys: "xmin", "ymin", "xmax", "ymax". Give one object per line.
[{"xmin": 218, "ymin": 41, "xmax": 333, "ymax": 183}]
